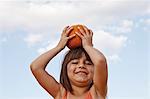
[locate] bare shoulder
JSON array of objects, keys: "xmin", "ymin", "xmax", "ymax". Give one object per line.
[
  {"xmin": 89, "ymin": 85, "xmax": 106, "ymax": 99},
  {"xmin": 55, "ymin": 84, "xmax": 67, "ymax": 99}
]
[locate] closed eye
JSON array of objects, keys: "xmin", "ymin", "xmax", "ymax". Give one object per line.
[
  {"xmin": 71, "ymin": 62, "xmax": 78, "ymax": 64},
  {"xmin": 85, "ymin": 61, "xmax": 92, "ymax": 65},
  {"xmin": 71, "ymin": 59, "xmax": 79, "ymax": 64}
]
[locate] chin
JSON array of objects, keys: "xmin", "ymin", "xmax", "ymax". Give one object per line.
[
  {"xmin": 75, "ymin": 73, "xmax": 92, "ymax": 81},
  {"xmin": 75, "ymin": 78, "xmax": 92, "ymax": 86}
]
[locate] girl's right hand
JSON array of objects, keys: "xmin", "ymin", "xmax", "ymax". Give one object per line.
[{"xmin": 57, "ymin": 26, "xmax": 75, "ymax": 49}]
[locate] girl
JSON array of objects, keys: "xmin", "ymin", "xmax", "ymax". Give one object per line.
[{"xmin": 30, "ymin": 25, "xmax": 108, "ymax": 99}]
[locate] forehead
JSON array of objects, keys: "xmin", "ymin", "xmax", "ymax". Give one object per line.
[
  {"xmin": 64, "ymin": 48, "xmax": 92, "ymax": 64},
  {"xmin": 72, "ymin": 53, "xmax": 87, "ymax": 60}
]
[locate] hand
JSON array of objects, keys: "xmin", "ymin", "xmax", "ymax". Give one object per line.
[
  {"xmin": 75, "ymin": 26, "xmax": 93, "ymax": 48},
  {"xmin": 57, "ymin": 26, "xmax": 75, "ymax": 49}
]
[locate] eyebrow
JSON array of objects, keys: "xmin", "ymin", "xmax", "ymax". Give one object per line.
[
  {"xmin": 71, "ymin": 58, "xmax": 91, "ymax": 61},
  {"xmin": 71, "ymin": 59, "xmax": 79, "ymax": 61}
]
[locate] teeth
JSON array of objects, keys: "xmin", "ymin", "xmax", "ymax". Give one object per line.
[{"xmin": 76, "ymin": 71, "xmax": 87, "ymax": 75}]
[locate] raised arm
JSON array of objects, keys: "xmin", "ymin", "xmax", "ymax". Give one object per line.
[
  {"xmin": 76, "ymin": 26, "xmax": 108, "ymax": 98},
  {"xmin": 84, "ymin": 46, "xmax": 108, "ymax": 97},
  {"xmin": 30, "ymin": 26, "xmax": 75, "ymax": 98}
]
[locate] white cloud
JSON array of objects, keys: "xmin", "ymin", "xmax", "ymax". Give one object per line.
[
  {"xmin": 143, "ymin": 19, "xmax": 150, "ymax": 25},
  {"xmin": 24, "ymin": 33, "xmax": 44, "ymax": 46},
  {"xmin": 93, "ymin": 30, "xmax": 127, "ymax": 62},
  {"xmin": 0, "ymin": 0, "xmax": 147, "ymax": 42},
  {"xmin": 94, "ymin": 30, "xmax": 127, "ymax": 52},
  {"xmin": 115, "ymin": 20, "xmax": 134, "ymax": 33},
  {"xmin": 108, "ymin": 54, "xmax": 121, "ymax": 63},
  {"xmin": 22, "ymin": 97, "xmax": 49, "ymax": 99},
  {"xmin": 0, "ymin": 0, "xmax": 148, "ymax": 33},
  {"xmin": 142, "ymin": 19, "xmax": 150, "ymax": 32},
  {"xmin": 107, "ymin": 97, "xmax": 146, "ymax": 99},
  {"xmin": 10, "ymin": 97, "xmax": 49, "ymax": 99},
  {"xmin": 37, "ymin": 38, "xmax": 70, "ymax": 55},
  {"xmin": 37, "ymin": 40, "xmax": 58, "ymax": 54},
  {"xmin": 0, "ymin": 37, "xmax": 7, "ymax": 43},
  {"xmin": 0, "ymin": 0, "xmax": 146, "ymax": 62},
  {"xmin": 147, "ymin": 3, "xmax": 150, "ymax": 14},
  {"xmin": 135, "ymin": 18, "xmax": 150, "ymax": 32},
  {"xmin": 105, "ymin": 19, "xmax": 134, "ymax": 34}
]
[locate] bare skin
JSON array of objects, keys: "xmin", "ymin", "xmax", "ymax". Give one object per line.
[{"xmin": 30, "ymin": 25, "xmax": 108, "ymax": 99}]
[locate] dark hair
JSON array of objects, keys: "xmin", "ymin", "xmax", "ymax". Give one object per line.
[{"xmin": 60, "ymin": 47, "xmax": 93, "ymax": 92}]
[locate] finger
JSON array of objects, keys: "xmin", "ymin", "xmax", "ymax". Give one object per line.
[
  {"xmin": 63, "ymin": 26, "xmax": 69, "ymax": 33},
  {"xmin": 83, "ymin": 26, "xmax": 90, "ymax": 35},
  {"xmin": 62, "ymin": 26, "xmax": 69, "ymax": 36},
  {"xmin": 75, "ymin": 32, "xmax": 84, "ymax": 39},
  {"xmin": 89, "ymin": 29, "xmax": 93, "ymax": 36},
  {"xmin": 66, "ymin": 26, "xmax": 74, "ymax": 35},
  {"xmin": 77, "ymin": 27, "xmax": 86, "ymax": 36},
  {"xmin": 67, "ymin": 34, "xmax": 76, "ymax": 39}
]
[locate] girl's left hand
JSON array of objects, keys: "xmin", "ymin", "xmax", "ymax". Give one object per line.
[{"xmin": 75, "ymin": 26, "xmax": 93, "ymax": 48}]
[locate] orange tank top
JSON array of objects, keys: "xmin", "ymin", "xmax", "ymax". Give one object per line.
[{"xmin": 62, "ymin": 91, "xmax": 92, "ymax": 99}]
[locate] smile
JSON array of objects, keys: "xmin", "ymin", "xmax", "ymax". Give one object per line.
[{"xmin": 75, "ymin": 71, "xmax": 88, "ymax": 75}]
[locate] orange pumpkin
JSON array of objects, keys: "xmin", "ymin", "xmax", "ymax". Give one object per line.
[{"xmin": 67, "ymin": 24, "xmax": 85, "ymax": 49}]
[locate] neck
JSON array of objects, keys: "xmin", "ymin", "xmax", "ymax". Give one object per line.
[{"xmin": 71, "ymin": 84, "xmax": 90, "ymax": 96}]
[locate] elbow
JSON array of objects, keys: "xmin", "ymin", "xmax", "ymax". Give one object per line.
[
  {"xmin": 30, "ymin": 62, "xmax": 45, "ymax": 73},
  {"xmin": 30, "ymin": 63, "xmax": 35, "ymax": 72},
  {"xmin": 30, "ymin": 64, "xmax": 35, "ymax": 75},
  {"xmin": 30, "ymin": 62, "xmax": 39, "ymax": 72},
  {"xmin": 30, "ymin": 63, "xmax": 41, "ymax": 76}
]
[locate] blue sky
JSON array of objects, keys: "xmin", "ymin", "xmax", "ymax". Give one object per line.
[{"xmin": 0, "ymin": 0, "xmax": 149, "ymax": 99}]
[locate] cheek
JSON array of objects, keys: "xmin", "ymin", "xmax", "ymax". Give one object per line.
[
  {"xmin": 67, "ymin": 64, "xmax": 75, "ymax": 75},
  {"xmin": 88, "ymin": 66, "xmax": 94, "ymax": 75}
]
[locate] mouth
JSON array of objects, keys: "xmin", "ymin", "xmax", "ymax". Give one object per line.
[{"xmin": 75, "ymin": 71, "xmax": 88, "ymax": 75}]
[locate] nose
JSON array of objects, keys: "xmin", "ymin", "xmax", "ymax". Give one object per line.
[{"xmin": 78, "ymin": 64, "xmax": 85, "ymax": 69}]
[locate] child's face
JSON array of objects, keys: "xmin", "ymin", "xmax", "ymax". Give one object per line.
[{"xmin": 67, "ymin": 53, "xmax": 94, "ymax": 86}]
